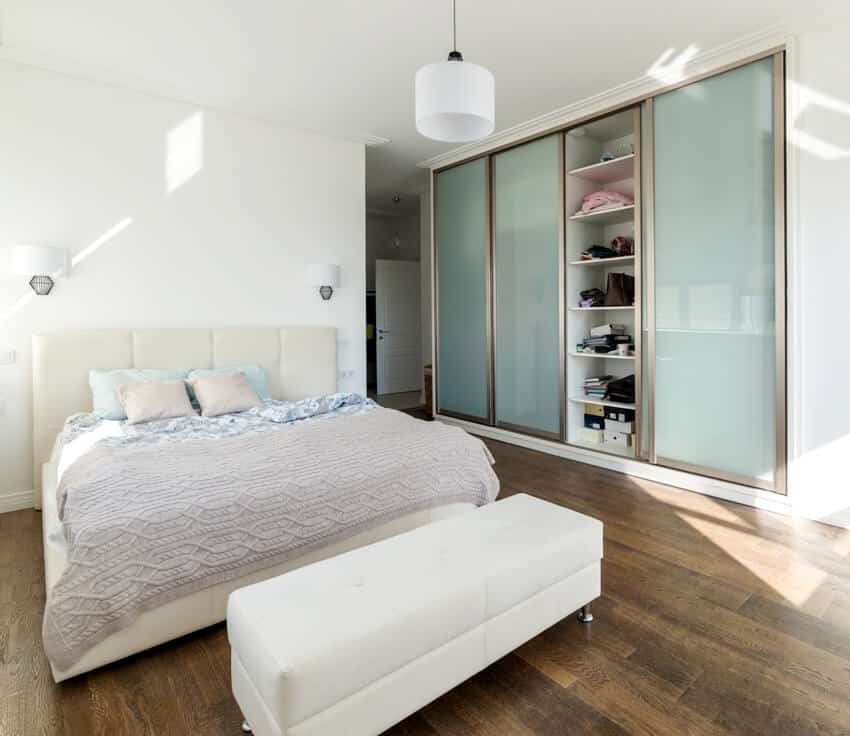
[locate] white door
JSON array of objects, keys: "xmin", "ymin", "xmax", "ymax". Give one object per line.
[{"xmin": 376, "ymin": 259, "xmax": 421, "ymax": 394}]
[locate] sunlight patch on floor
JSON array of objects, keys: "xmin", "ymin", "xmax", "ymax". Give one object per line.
[
  {"xmin": 628, "ymin": 475, "xmax": 754, "ymax": 528},
  {"xmin": 676, "ymin": 511, "xmax": 827, "ymax": 607}
]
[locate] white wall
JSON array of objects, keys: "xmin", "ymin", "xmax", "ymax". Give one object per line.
[
  {"xmin": 365, "ymin": 212, "xmax": 419, "ymax": 291},
  {"xmin": 0, "ymin": 60, "xmax": 366, "ymax": 506},
  {"xmin": 788, "ymin": 25, "xmax": 850, "ymax": 527}
]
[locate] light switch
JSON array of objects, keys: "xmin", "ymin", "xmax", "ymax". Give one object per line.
[{"xmin": 0, "ymin": 349, "xmax": 15, "ymax": 365}]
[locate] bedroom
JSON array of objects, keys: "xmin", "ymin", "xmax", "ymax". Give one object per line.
[{"xmin": 1, "ymin": 2, "xmax": 850, "ymax": 735}]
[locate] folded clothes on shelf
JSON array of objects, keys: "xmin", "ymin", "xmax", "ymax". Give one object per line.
[
  {"xmin": 610, "ymin": 236, "xmax": 634, "ymax": 256},
  {"xmin": 579, "ymin": 190, "xmax": 633, "ymax": 215},
  {"xmin": 579, "ymin": 288, "xmax": 606, "ymax": 308},
  {"xmin": 580, "ymin": 245, "xmax": 618, "ymax": 260}
]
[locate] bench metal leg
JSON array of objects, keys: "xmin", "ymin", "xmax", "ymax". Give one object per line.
[
  {"xmin": 577, "ymin": 604, "xmax": 594, "ymax": 623},
  {"xmin": 241, "ymin": 721, "xmax": 252, "ymax": 733}
]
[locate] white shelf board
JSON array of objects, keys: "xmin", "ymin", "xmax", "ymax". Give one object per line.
[
  {"xmin": 569, "ymin": 255, "xmax": 635, "ymax": 267},
  {"xmin": 569, "ymin": 396, "xmax": 636, "ymax": 410},
  {"xmin": 570, "ymin": 438, "xmax": 635, "ymax": 458},
  {"xmin": 569, "ymin": 204, "xmax": 635, "ymax": 226},
  {"xmin": 567, "ymin": 154, "xmax": 635, "ymax": 183},
  {"xmin": 570, "ymin": 351, "xmax": 634, "ymax": 360},
  {"xmin": 569, "ymin": 305, "xmax": 635, "ymax": 312}
]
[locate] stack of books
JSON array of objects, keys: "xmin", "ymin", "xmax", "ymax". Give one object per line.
[
  {"xmin": 581, "ymin": 324, "xmax": 630, "ymax": 354},
  {"xmin": 591, "ymin": 323, "xmax": 626, "ymax": 337},
  {"xmin": 583, "ymin": 375, "xmax": 612, "ymax": 399}
]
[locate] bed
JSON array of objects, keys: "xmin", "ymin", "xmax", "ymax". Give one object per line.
[{"xmin": 34, "ymin": 328, "xmax": 499, "ymax": 682}]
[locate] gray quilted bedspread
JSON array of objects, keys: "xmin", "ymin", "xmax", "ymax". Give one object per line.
[{"xmin": 43, "ymin": 408, "xmax": 499, "ymax": 670}]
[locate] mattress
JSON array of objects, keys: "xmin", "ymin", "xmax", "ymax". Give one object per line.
[{"xmin": 42, "ymin": 439, "xmax": 476, "ymax": 681}]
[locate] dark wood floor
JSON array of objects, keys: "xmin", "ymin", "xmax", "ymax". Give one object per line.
[{"xmin": 3, "ymin": 439, "xmax": 850, "ymax": 735}]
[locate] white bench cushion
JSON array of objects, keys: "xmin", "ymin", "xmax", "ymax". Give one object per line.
[{"xmin": 227, "ymin": 493, "xmax": 603, "ymax": 732}]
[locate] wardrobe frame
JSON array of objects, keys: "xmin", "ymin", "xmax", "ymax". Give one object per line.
[{"xmin": 430, "ymin": 49, "xmax": 787, "ymax": 494}]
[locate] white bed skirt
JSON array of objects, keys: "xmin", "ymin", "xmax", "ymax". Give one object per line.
[{"xmin": 41, "ymin": 459, "xmax": 476, "ymax": 682}]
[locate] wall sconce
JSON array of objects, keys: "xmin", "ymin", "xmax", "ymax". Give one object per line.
[
  {"xmin": 11, "ymin": 245, "xmax": 69, "ymax": 295},
  {"xmin": 308, "ymin": 263, "xmax": 340, "ymax": 301}
]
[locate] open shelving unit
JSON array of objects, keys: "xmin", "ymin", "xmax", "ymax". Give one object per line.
[
  {"xmin": 568, "ymin": 153, "xmax": 635, "ymax": 182},
  {"xmin": 564, "ymin": 108, "xmax": 641, "ymax": 459},
  {"xmin": 568, "ymin": 204, "xmax": 635, "ymax": 226},
  {"xmin": 569, "ymin": 255, "xmax": 635, "ymax": 267}
]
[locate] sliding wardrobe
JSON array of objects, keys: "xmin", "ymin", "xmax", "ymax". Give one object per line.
[
  {"xmin": 432, "ymin": 52, "xmax": 786, "ymax": 493},
  {"xmin": 645, "ymin": 55, "xmax": 785, "ymax": 491},
  {"xmin": 492, "ymin": 135, "xmax": 563, "ymax": 439},
  {"xmin": 434, "ymin": 157, "xmax": 491, "ymax": 422}
]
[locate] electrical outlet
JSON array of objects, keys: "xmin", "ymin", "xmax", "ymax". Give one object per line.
[
  {"xmin": 0, "ymin": 349, "xmax": 15, "ymax": 365},
  {"xmin": 338, "ymin": 369, "xmax": 356, "ymax": 379}
]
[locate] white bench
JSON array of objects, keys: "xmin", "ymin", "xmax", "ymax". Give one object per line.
[{"xmin": 227, "ymin": 493, "xmax": 603, "ymax": 736}]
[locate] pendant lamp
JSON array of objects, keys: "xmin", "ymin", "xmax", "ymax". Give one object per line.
[{"xmin": 415, "ymin": 0, "xmax": 495, "ymax": 142}]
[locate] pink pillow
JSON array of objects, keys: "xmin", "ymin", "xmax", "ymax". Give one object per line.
[
  {"xmin": 188, "ymin": 371, "xmax": 262, "ymax": 418},
  {"xmin": 117, "ymin": 380, "xmax": 196, "ymax": 425}
]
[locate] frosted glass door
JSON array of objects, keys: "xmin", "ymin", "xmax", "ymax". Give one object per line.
[
  {"xmin": 493, "ymin": 135, "xmax": 562, "ymax": 437},
  {"xmin": 652, "ymin": 58, "xmax": 779, "ymax": 487},
  {"xmin": 435, "ymin": 158, "xmax": 490, "ymax": 421}
]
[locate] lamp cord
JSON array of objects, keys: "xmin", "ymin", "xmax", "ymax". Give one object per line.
[{"xmin": 452, "ymin": 0, "xmax": 457, "ymax": 52}]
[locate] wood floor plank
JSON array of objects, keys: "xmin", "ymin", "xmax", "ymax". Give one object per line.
[{"xmin": 1, "ymin": 439, "xmax": 849, "ymax": 735}]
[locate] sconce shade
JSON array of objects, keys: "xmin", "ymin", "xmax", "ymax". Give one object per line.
[
  {"xmin": 12, "ymin": 245, "xmax": 68, "ymax": 276},
  {"xmin": 308, "ymin": 264, "xmax": 340, "ymax": 288}
]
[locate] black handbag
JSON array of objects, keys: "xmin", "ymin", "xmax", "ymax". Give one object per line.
[{"xmin": 604, "ymin": 273, "xmax": 635, "ymax": 306}]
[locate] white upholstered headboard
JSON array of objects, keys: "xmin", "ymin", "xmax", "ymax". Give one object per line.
[{"xmin": 31, "ymin": 326, "xmax": 338, "ymax": 492}]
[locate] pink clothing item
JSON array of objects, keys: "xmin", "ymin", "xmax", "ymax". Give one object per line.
[{"xmin": 580, "ymin": 190, "xmax": 634, "ymax": 214}]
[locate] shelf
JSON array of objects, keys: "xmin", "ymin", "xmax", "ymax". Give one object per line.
[
  {"xmin": 569, "ymin": 396, "xmax": 635, "ymax": 410},
  {"xmin": 570, "ymin": 351, "xmax": 634, "ymax": 360},
  {"xmin": 569, "ymin": 204, "xmax": 635, "ymax": 226},
  {"xmin": 567, "ymin": 154, "xmax": 635, "ymax": 183},
  {"xmin": 569, "ymin": 255, "xmax": 635, "ymax": 267},
  {"xmin": 569, "ymin": 305, "xmax": 635, "ymax": 312},
  {"xmin": 570, "ymin": 438, "xmax": 636, "ymax": 458}
]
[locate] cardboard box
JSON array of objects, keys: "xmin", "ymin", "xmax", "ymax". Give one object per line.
[
  {"xmin": 584, "ymin": 403, "xmax": 606, "ymax": 417},
  {"xmin": 583, "ymin": 414, "xmax": 605, "ymax": 430},
  {"xmin": 605, "ymin": 418, "xmax": 634, "ymax": 434},
  {"xmin": 604, "ymin": 407, "xmax": 635, "ymax": 423},
  {"xmin": 579, "ymin": 428, "xmax": 604, "ymax": 444},
  {"xmin": 603, "ymin": 430, "xmax": 633, "ymax": 448}
]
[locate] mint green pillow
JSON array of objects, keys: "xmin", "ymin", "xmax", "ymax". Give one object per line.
[
  {"xmin": 89, "ymin": 368, "xmax": 190, "ymax": 420},
  {"xmin": 187, "ymin": 365, "xmax": 271, "ymax": 400}
]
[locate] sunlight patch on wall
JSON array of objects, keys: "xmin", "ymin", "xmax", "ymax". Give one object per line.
[
  {"xmin": 72, "ymin": 217, "xmax": 134, "ymax": 267},
  {"xmin": 166, "ymin": 112, "xmax": 204, "ymax": 193},
  {"xmin": 792, "ymin": 432, "xmax": 850, "ymax": 521},
  {"xmin": 1, "ymin": 217, "xmax": 133, "ymax": 324},
  {"xmin": 647, "ymin": 45, "xmax": 700, "ymax": 86},
  {"xmin": 789, "ymin": 81, "xmax": 850, "ymax": 161},
  {"xmin": 676, "ymin": 511, "xmax": 827, "ymax": 608}
]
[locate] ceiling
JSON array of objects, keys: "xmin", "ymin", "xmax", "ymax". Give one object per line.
[{"xmin": 1, "ymin": 1, "xmax": 848, "ymax": 215}]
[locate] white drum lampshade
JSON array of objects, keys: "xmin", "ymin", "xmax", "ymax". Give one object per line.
[
  {"xmin": 308, "ymin": 263, "xmax": 340, "ymax": 301},
  {"xmin": 11, "ymin": 244, "xmax": 69, "ymax": 295},
  {"xmin": 415, "ymin": 58, "xmax": 495, "ymax": 143}
]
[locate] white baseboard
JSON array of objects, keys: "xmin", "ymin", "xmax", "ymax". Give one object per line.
[
  {"xmin": 437, "ymin": 415, "xmax": 795, "ymax": 518},
  {"xmin": 0, "ymin": 489, "xmax": 35, "ymax": 514}
]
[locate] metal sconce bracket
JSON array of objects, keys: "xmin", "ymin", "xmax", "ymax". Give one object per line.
[{"xmin": 29, "ymin": 275, "xmax": 55, "ymax": 295}]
